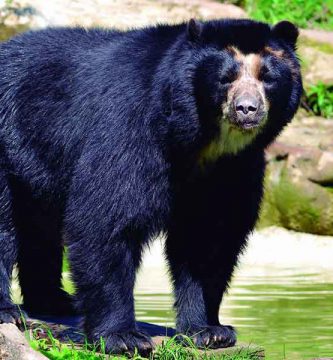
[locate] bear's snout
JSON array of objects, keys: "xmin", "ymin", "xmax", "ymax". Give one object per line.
[
  {"xmin": 228, "ymin": 83, "xmax": 266, "ymax": 131},
  {"xmin": 232, "ymin": 91, "xmax": 264, "ymax": 130},
  {"xmin": 234, "ymin": 93, "xmax": 259, "ymax": 116}
]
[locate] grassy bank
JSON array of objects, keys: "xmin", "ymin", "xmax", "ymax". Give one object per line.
[{"xmin": 28, "ymin": 330, "xmax": 262, "ymax": 360}]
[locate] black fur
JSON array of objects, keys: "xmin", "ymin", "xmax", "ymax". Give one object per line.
[{"xmin": 0, "ymin": 19, "xmax": 302, "ymax": 354}]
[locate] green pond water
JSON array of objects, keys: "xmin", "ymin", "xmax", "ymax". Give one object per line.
[{"xmin": 135, "ymin": 268, "xmax": 333, "ymax": 360}]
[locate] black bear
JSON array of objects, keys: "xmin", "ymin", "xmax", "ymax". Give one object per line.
[{"xmin": 0, "ymin": 18, "xmax": 302, "ymax": 355}]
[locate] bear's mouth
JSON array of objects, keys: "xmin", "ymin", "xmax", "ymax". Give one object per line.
[
  {"xmin": 238, "ymin": 119, "xmax": 261, "ymax": 130},
  {"xmin": 227, "ymin": 117, "xmax": 261, "ymax": 132}
]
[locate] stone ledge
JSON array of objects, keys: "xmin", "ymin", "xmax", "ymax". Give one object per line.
[
  {"xmin": 0, "ymin": 323, "xmax": 47, "ymax": 360},
  {"xmin": 26, "ymin": 317, "xmax": 264, "ymax": 358}
]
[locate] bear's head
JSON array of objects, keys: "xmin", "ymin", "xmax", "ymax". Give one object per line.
[{"xmin": 171, "ymin": 19, "xmax": 302, "ymax": 164}]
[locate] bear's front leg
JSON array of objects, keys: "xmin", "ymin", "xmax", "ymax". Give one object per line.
[
  {"xmin": 165, "ymin": 250, "xmax": 237, "ymax": 349},
  {"xmin": 166, "ymin": 205, "xmax": 239, "ymax": 348},
  {"xmin": 67, "ymin": 224, "xmax": 153, "ymax": 356},
  {"xmin": 68, "ymin": 214, "xmax": 153, "ymax": 355},
  {"xmin": 167, "ymin": 153, "xmax": 264, "ymax": 349}
]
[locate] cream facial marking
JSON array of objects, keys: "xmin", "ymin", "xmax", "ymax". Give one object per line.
[
  {"xmin": 198, "ymin": 47, "xmax": 269, "ymax": 167},
  {"xmin": 230, "ymin": 48, "xmax": 266, "ymax": 105}
]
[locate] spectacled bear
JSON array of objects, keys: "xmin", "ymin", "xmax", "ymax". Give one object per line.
[{"xmin": 0, "ymin": 18, "xmax": 302, "ymax": 355}]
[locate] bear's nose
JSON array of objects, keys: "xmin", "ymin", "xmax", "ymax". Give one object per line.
[{"xmin": 234, "ymin": 96, "xmax": 258, "ymax": 115}]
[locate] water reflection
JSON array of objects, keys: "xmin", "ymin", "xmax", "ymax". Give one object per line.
[{"xmin": 135, "ymin": 266, "xmax": 333, "ymax": 359}]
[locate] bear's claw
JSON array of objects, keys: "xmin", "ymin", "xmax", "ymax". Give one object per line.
[
  {"xmin": 102, "ymin": 329, "xmax": 154, "ymax": 356},
  {"xmin": 178, "ymin": 325, "xmax": 236, "ymax": 349}
]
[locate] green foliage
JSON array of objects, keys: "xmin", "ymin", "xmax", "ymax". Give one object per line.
[
  {"xmin": 304, "ymin": 82, "xmax": 333, "ymax": 118},
  {"xmin": 235, "ymin": 0, "xmax": 333, "ymax": 30},
  {"xmin": 62, "ymin": 249, "xmax": 70, "ymax": 272},
  {"xmin": 61, "ymin": 249, "xmax": 76, "ymax": 295},
  {"xmin": 30, "ymin": 335, "xmax": 109, "ymax": 360}
]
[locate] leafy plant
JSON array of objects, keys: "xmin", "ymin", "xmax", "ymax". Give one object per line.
[
  {"xmin": 231, "ymin": 0, "xmax": 333, "ymax": 30},
  {"xmin": 303, "ymin": 82, "xmax": 333, "ymax": 118}
]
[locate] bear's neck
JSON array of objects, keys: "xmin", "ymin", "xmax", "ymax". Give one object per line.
[{"xmin": 197, "ymin": 120, "xmax": 260, "ymax": 167}]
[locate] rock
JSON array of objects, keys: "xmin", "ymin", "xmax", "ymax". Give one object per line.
[
  {"xmin": 154, "ymin": 337, "xmax": 264, "ymax": 358},
  {"xmin": 309, "ymin": 151, "xmax": 333, "ymax": 185},
  {"xmin": 299, "ymin": 43, "xmax": 333, "ymax": 85},
  {"xmin": 9, "ymin": 0, "xmax": 247, "ymax": 29},
  {"xmin": 260, "ymin": 115, "xmax": 333, "ymax": 235},
  {"xmin": 298, "ymin": 30, "xmax": 333, "ymax": 86},
  {"xmin": 201, "ymin": 342, "xmax": 264, "ymax": 358},
  {"xmin": 301, "ymin": 28, "xmax": 333, "ymax": 47},
  {"xmin": 0, "ymin": 323, "xmax": 47, "ymax": 360},
  {"xmin": 276, "ymin": 115, "xmax": 333, "ymax": 152}
]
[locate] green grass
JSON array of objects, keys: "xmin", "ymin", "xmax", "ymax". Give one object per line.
[
  {"xmin": 225, "ymin": 0, "xmax": 333, "ymax": 30},
  {"xmin": 30, "ymin": 334, "xmax": 108, "ymax": 360},
  {"xmin": 27, "ymin": 329, "xmax": 261, "ymax": 360}
]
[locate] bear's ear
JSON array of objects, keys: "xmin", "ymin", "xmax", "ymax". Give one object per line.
[
  {"xmin": 187, "ymin": 18, "xmax": 203, "ymax": 43},
  {"xmin": 272, "ymin": 21, "xmax": 299, "ymax": 49}
]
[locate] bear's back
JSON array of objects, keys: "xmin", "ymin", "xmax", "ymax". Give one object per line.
[{"xmin": 0, "ymin": 25, "xmax": 184, "ymax": 190}]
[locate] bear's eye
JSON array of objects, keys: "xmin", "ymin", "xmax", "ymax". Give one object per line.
[
  {"xmin": 260, "ymin": 65, "xmax": 278, "ymax": 83},
  {"xmin": 220, "ymin": 70, "xmax": 237, "ymax": 85},
  {"xmin": 219, "ymin": 75, "xmax": 232, "ymax": 84}
]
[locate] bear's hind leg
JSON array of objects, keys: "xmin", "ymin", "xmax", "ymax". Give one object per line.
[
  {"xmin": 14, "ymin": 195, "xmax": 74, "ymax": 317},
  {"xmin": 0, "ymin": 174, "xmax": 21, "ymax": 325}
]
